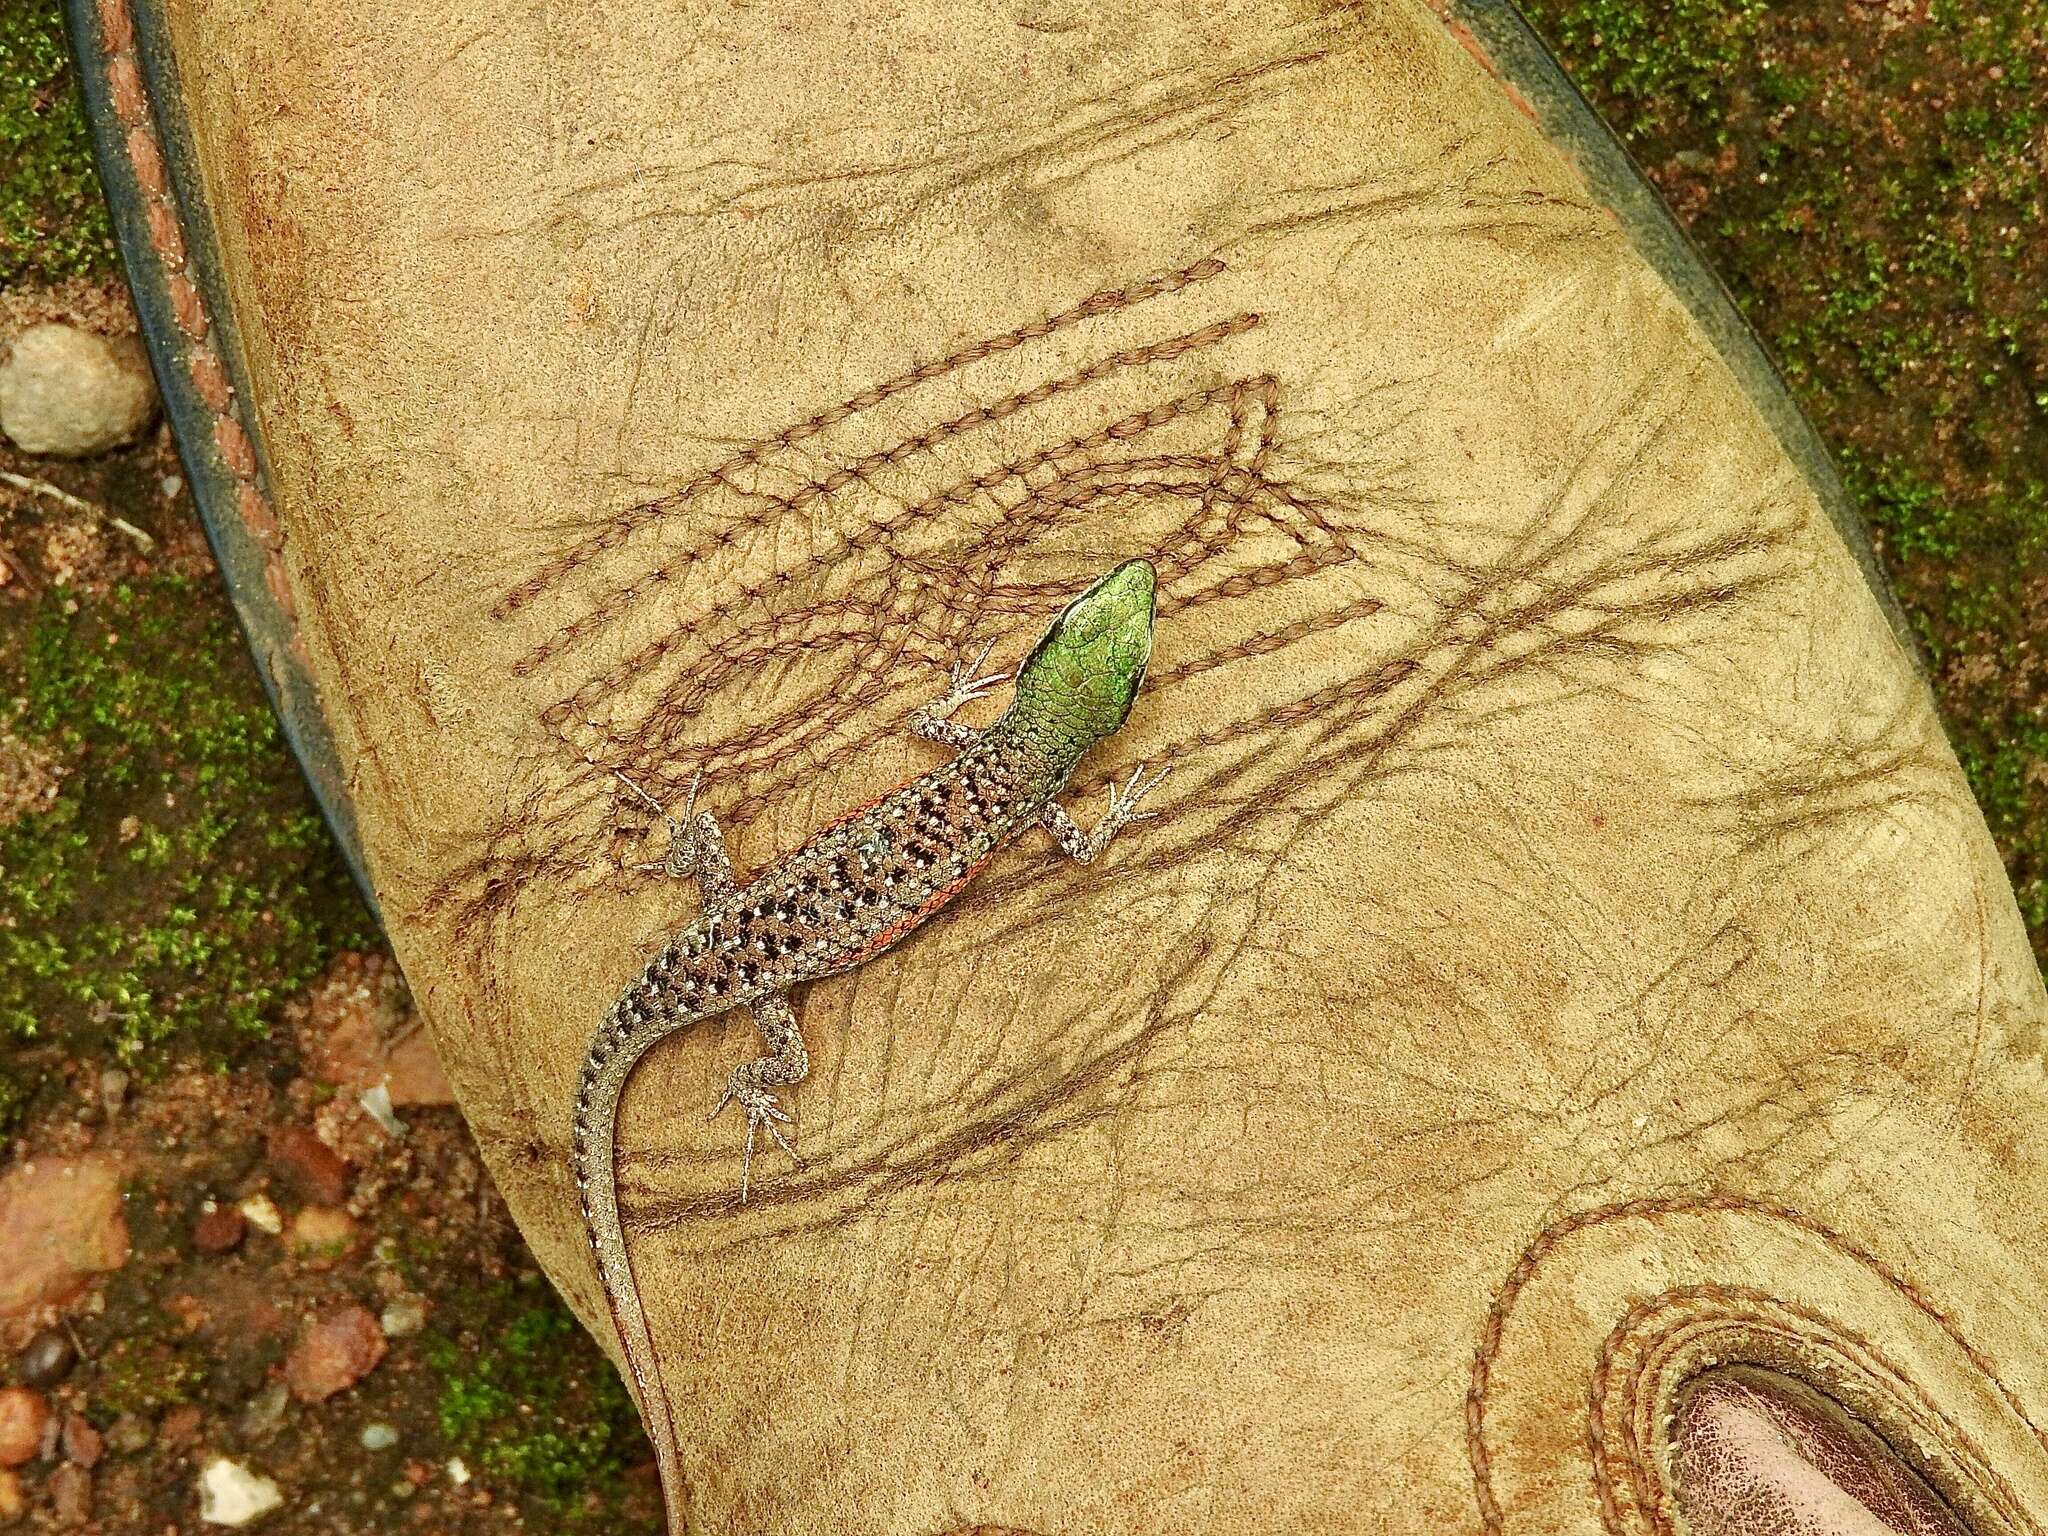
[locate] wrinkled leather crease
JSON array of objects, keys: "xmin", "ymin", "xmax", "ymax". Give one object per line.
[{"xmin": 118, "ymin": 0, "xmax": 2047, "ymax": 1531}]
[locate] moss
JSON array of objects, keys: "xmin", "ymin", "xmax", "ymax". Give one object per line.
[
  {"xmin": 90, "ymin": 1332, "xmax": 206, "ymax": 1417},
  {"xmin": 0, "ymin": 0, "xmax": 114, "ymax": 288},
  {"xmin": 1517, "ymin": 0, "xmax": 1769, "ymax": 142},
  {"xmin": 1841, "ymin": 452, "xmax": 1961, "ymax": 566},
  {"xmin": 423, "ymin": 1281, "xmax": 655, "ymax": 1529},
  {"xmin": 0, "ymin": 574, "xmax": 376, "ymax": 1123}
]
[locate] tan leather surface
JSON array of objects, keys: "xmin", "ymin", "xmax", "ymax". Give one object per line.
[{"xmin": 156, "ymin": 1, "xmax": 2048, "ymax": 1531}]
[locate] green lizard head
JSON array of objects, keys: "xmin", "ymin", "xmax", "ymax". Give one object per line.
[{"xmin": 1005, "ymin": 559, "xmax": 1156, "ymax": 761}]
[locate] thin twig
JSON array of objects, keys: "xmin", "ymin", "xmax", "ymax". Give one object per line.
[{"xmin": 0, "ymin": 469, "xmax": 157, "ymax": 552}]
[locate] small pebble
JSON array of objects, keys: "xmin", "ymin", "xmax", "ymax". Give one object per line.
[
  {"xmin": 0, "ymin": 1390, "xmax": 48, "ymax": 1468},
  {"xmin": 237, "ymin": 1194, "xmax": 283, "ymax": 1235},
  {"xmin": 47, "ymin": 1462, "xmax": 90, "ymax": 1527},
  {"xmin": 266, "ymin": 1125, "xmax": 351, "ymax": 1206},
  {"xmin": 0, "ymin": 324, "xmax": 158, "ymax": 457},
  {"xmin": 17, "ymin": 1328, "xmax": 76, "ymax": 1388},
  {"xmin": 378, "ymin": 1296, "xmax": 426, "ymax": 1339},
  {"xmin": 237, "ymin": 1381, "xmax": 288, "ymax": 1439},
  {"xmin": 193, "ymin": 1201, "xmax": 247, "ymax": 1255},
  {"xmin": 157, "ymin": 1404, "xmax": 203, "ymax": 1451},
  {"xmin": 160, "ymin": 474, "xmax": 183, "ymax": 500},
  {"xmin": 0, "ymin": 1466, "xmax": 21, "ymax": 1520},
  {"xmin": 198, "ymin": 1456, "xmax": 284, "ymax": 1527},
  {"xmin": 286, "ymin": 1206, "xmax": 358, "ymax": 1269},
  {"xmin": 97, "ymin": 1069, "xmax": 129, "ymax": 1119},
  {"xmin": 359, "ymin": 1423, "xmax": 398, "ymax": 1452},
  {"xmin": 446, "ymin": 1457, "xmax": 470, "ymax": 1486},
  {"xmin": 60, "ymin": 1413, "xmax": 102, "ymax": 1469},
  {"xmin": 284, "ymin": 1306, "xmax": 386, "ymax": 1403},
  {"xmin": 0, "ymin": 1156, "xmax": 129, "ymax": 1315},
  {"xmin": 359, "ymin": 1083, "xmax": 405, "ymax": 1138}
]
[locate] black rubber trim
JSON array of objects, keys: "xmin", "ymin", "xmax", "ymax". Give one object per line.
[{"xmin": 63, "ymin": 0, "xmax": 382, "ymax": 918}]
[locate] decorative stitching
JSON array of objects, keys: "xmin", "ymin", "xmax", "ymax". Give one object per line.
[
  {"xmin": 444, "ymin": 248, "xmax": 1406, "ymax": 931},
  {"xmin": 92, "ymin": 0, "xmax": 287, "ymax": 569},
  {"xmin": 509, "ymin": 313, "xmax": 1263, "ymax": 680},
  {"xmin": 438, "ymin": 310, "xmax": 1797, "ymax": 936},
  {"xmin": 491, "ymin": 258, "xmax": 1232, "ymax": 621},
  {"xmin": 532, "ymin": 373, "xmax": 1360, "ymax": 789}
]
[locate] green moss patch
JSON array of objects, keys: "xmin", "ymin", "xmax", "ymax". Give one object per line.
[
  {"xmin": 0, "ymin": 0, "xmax": 115, "ymax": 288},
  {"xmin": 1523, "ymin": 0, "xmax": 1769, "ymax": 142},
  {"xmin": 0, "ymin": 572, "xmax": 375, "ymax": 1125},
  {"xmin": 424, "ymin": 1281, "xmax": 656, "ymax": 1529}
]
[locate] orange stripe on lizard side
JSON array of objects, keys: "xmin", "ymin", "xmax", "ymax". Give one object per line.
[{"xmin": 847, "ymin": 845, "xmax": 1008, "ymax": 965}]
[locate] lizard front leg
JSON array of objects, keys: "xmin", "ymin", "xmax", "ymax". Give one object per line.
[
  {"xmin": 908, "ymin": 640, "xmax": 1008, "ymax": 749},
  {"xmin": 610, "ymin": 765, "xmax": 736, "ymax": 910},
  {"xmin": 711, "ymin": 991, "xmax": 807, "ymax": 1201},
  {"xmin": 1043, "ymin": 762, "xmax": 1171, "ymax": 864}
]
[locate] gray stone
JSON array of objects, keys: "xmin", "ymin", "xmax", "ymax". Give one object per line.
[
  {"xmin": 376, "ymin": 1296, "xmax": 426, "ymax": 1339},
  {"xmin": 0, "ymin": 325, "xmax": 158, "ymax": 458},
  {"xmin": 237, "ymin": 1381, "xmax": 288, "ymax": 1439},
  {"xmin": 104, "ymin": 1414, "xmax": 152, "ymax": 1456},
  {"xmin": 96, "ymin": 1069, "xmax": 129, "ymax": 1120}
]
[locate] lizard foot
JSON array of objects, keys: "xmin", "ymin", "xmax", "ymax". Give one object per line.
[
  {"xmin": 931, "ymin": 639, "xmax": 1009, "ymax": 714},
  {"xmin": 709, "ymin": 1074, "xmax": 800, "ymax": 1202},
  {"xmin": 1100, "ymin": 761, "xmax": 1171, "ymax": 843}
]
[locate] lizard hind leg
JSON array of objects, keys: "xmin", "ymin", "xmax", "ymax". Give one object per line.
[{"xmin": 709, "ymin": 990, "xmax": 809, "ymax": 1201}]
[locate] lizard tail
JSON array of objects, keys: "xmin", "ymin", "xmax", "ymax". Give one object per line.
[{"xmin": 575, "ymin": 1003, "xmax": 689, "ymax": 1531}]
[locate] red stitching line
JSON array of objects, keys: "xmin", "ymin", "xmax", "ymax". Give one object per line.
[
  {"xmin": 508, "ymin": 313, "xmax": 1262, "ymax": 678},
  {"xmin": 553, "ymin": 379, "xmax": 1368, "ymax": 820},
  {"xmin": 535, "ymin": 374, "xmax": 1276, "ymax": 733},
  {"xmin": 491, "ymin": 257, "xmax": 1234, "ymax": 620},
  {"xmin": 95, "ymin": 0, "xmax": 287, "ymax": 575}
]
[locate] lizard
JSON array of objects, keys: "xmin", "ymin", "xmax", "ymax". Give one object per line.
[{"xmin": 571, "ymin": 557, "xmax": 1168, "ymax": 1526}]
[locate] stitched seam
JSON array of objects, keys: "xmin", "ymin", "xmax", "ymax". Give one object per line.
[
  {"xmin": 491, "ymin": 257, "xmax": 1235, "ymax": 620},
  {"xmin": 508, "ymin": 312, "xmax": 1262, "ymax": 678},
  {"xmin": 94, "ymin": 0, "xmax": 286, "ymax": 577},
  {"xmin": 1585, "ymin": 1287, "xmax": 2039, "ymax": 1536}
]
